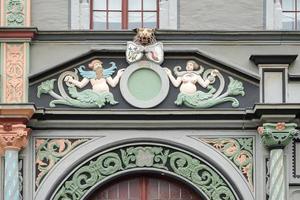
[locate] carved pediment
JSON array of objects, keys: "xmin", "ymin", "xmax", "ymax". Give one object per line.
[{"xmin": 29, "ymin": 50, "xmax": 259, "ymax": 110}]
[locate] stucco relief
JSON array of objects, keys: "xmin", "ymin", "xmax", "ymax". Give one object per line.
[
  {"xmin": 53, "ymin": 145, "xmax": 236, "ymax": 200},
  {"xmin": 3, "ymin": 43, "xmax": 26, "ymax": 103},
  {"xmin": 164, "ymin": 60, "xmax": 245, "ymax": 108},
  {"xmin": 35, "ymin": 138, "xmax": 89, "ymax": 187},
  {"xmin": 6, "ymin": 0, "xmax": 25, "ymax": 26},
  {"xmin": 202, "ymin": 138, "xmax": 254, "ymax": 190},
  {"xmin": 37, "ymin": 59, "xmax": 124, "ymax": 108},
  {"xmin": 0, "ymin": 124, "xmax": 30, "ymax": 152}
]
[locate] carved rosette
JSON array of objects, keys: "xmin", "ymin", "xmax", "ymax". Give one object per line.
[
  {"xmin": 0, "ymin": 124, "xmax": 31, "ymax": 153},
  {"xmin": 257, "ymin": 122, "xmax": 299, "ymax": 149},
  {"xmin": 3, "ymin": 43, "xmax": 27, "ymax": 103}
]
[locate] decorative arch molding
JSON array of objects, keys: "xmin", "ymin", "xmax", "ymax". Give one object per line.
[
  {"xmin": 53, "ymin": 144, "xmax": 236, "ymax": 200},
  {"xmin": 34, "ymin": 134, "xmax": 254, "ymax": 200}
]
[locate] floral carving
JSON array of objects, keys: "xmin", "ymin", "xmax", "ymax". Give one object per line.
[
  {"xmin": 35, "ymin": 138, "xmax": 89, "ymax": 187},
  {"xmin": 6, "ymin": 0, "xmax": 25, "ymax": 26},
  {"xmin": 0, "ymin": 124, "xmax": 30, "ymax": 153},
  {"xmin": 202, "ymin": 138, "xmax": 254, "ymax": 190},
  {"xmin": 4, "ymin": 44, "xmax": 25, "ymax": 103},
  {"xmin": 53, "ymin": 145, "xmax": 236, "ymax": 200}
]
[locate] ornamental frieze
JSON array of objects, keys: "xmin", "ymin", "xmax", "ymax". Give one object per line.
[{"xmin": 29, "ymin": 29, "xmax": 259, "ymax": 109}]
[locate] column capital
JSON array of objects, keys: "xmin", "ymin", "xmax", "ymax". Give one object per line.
[
  {"xmin": 0, "ymin": 123, "xmax": 31, "ymax": 155},
  {"xmin": 257, "ymin": 122, "xmax": 299, "ymax": 149}
]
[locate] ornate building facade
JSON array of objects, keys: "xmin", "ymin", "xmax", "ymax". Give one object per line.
[{"xmin": 1, "ymin": 0, "xmax": 300, "ymax": 200}]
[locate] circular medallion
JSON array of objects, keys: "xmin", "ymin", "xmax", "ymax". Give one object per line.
[{"xmin": 120, "ymin": 60, "xmax": 169, "ymax": 108}]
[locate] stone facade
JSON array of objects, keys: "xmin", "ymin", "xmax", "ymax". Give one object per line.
[{"xmin": 1, "ymin": 1, "xmax": 300, "ymax": 200}]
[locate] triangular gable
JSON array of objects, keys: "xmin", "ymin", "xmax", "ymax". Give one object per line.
[{"xmin": 29, "ymin": 50, "xmax": 259, "ymax": 110}]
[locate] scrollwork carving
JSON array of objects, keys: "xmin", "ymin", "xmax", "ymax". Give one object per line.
[
  {"xmin": 35, "ymin": 139, "xmax": 89, "ymax": 187},
  {"xmin": 202, "ymin": 138, "xmax": 254, "ymax": 190},
  {"xmin": 53, "ymin": 145, "xmax": 236, "ymax": 200}
]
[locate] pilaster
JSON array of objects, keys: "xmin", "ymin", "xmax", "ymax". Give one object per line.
[
  {"xmin": 0, "ymin": 0, "xmax": 30, "ymax": 27},
  {"xmin": 0, "ymin": 105, "xmax": 35, "ymax": 200},
  {"xmin": 250, "ymin": 55, "xmax": 297, "ymax": 103},
  {"xmin": 258, "ymin": 122, "xmax": 299, "ymax": 200}
]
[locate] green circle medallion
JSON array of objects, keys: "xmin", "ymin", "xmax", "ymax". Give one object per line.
[{"xmin": 128, "ymin": 68, "xmax": 162, "ymax": 101}]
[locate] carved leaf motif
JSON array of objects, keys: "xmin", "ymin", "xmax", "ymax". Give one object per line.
[
  {"xmin": 37, "ymin": 79, "xmax": 56, "ymax": 98},
  {"xmin": 53, "ymin": 145, "xmax": 236, "ymax": 200},
  {"xmin": 35, "ymin": 139, "xmax": 89, "ymax": 188},
  {"xmin": 226, "ymin": 77, "xmax": 245, "ymax": 96},
  {"xmin": 202, "ymin": 138, "xmax": 253, "ymax": 190}
]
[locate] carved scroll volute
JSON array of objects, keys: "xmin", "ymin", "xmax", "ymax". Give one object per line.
[{"xmin": 0, "ymin": 124, "xmax": 31, "ymax": 155}]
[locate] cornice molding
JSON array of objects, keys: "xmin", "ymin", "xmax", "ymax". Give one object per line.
[
  {"xmin": 33, "ymin": 30, "xmax": 300, "ymax": 42},
  {"xmin": 0, "ymin": 27, "xmax": 37, "ymax": 40}
]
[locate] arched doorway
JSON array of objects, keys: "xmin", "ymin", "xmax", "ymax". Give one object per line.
[{"xmin": 87, "ymin": 175, "xmax": 202, "ymax": 200}]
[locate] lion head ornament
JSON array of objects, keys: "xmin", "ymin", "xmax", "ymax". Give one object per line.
[{"xmin": 126, "ymin": 28, "xmax": 164, "ymax": 64}]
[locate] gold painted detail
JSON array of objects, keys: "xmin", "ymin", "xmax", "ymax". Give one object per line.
[
  {"xmin": 202, "ymin": 138, "xmax": 254, "ymax": 190},
  {"xmin": 35, "ymin": 138, "xmax": 89, "ymax": 187}
]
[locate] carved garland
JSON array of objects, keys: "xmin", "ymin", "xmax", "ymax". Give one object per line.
[
  {"xmin": 53, "ymin": 145, "xmax": 236, "ymax": 200},
  {"xmin": 202, "ymin": 138, "xmax": 254, "ymax": 190},
  {"xmin": 35, "ymin": 138, "xmax": 89, "ymax": 187}
]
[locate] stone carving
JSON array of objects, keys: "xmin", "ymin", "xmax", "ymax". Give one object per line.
[
  {"xmin": 37, "ymin": 59, "xmax": 124, "ymax": 108},
  {"xmin": 0, "ymin": 124, "xmax": 31, "ymax": 151},
  {"xmin": 4, "ymin": 44, "xmax": 25, "ymax": 103},
  {"xmin": 126, "ymin": 28, "xmax": 164, "ymax": 64},
  {"xmin": 6, "ymin": 0, "xmax": 25, "ymax": 26},
  {"xmin": 164, "ymin": 60, "xmax": 245, "ymax": 108},
  {"xmin": 53, "ymin": 145, "xmax": 236, "ymax": 200},
  {"xmin": 258, "ymin": 122, "xmax": 299, "ymax": 200},
  {"xmin": 35, "ymin": 138, "xmax": 88, "ymax": 187},
  {"xmin": 202, "ymin": 138, "xmax": 253, "ymax": 190},
  {"xmin": 257, "ymin": 122, "xmax": 299, "ymax": 149}
]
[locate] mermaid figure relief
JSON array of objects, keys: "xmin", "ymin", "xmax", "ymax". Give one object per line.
[
  {"xmin": 164, "ymin": 60, "xmax": 245, "ymax": 108},
  {"xmin": 37, "ymin": 59, "xmax": 124, "ymax": 108}
]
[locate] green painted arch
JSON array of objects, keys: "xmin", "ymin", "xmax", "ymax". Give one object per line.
[{"xmin": 52, "ymin": 143, "xmax": 237, "ymax": 200}]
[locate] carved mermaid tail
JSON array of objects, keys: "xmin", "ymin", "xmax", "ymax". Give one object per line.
[
  {"xmin": 175, "ymin": 77, "xmax": 245, "ymax": 108},
  {"xmin": 37, "ymin": 68, "xmax": 119, "ymax": 108},
  {"xmin": 69, "ymin": 87, "xmax": 117, "ymax": 107}
]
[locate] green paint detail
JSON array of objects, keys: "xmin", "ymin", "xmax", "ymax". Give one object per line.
[
  {"xmin": 6, "ymin": 0, "xmax": 25, "ymax": 26},
  {"xmin": 203, "ymin": 138, "xmax": 254, "ymax": 190},
  {"xmin": 53, "ymin": 145, "xmax": 236, "ymax": 200},
  {"xmin": 258, "ymin": 123, "xmax": 299, "ymax": 149},
  {"xmin": 65, "ymin": 86, "xmax": 118, "ymax": 107},
  {"xmin": 37, "ymin": 80, "xmax": 118, "ymax": 108},
  {"xmin": 175, "ymin": 77, "xmax": 245, "ymax": 108},
  {"xmin": 37, "ymin": 79, "xmax": 56, "ymax": 98},
  {"xmin": 35, "ymin": 139, "xmax": 89, "ymax": 188},
  {"xmin": 128, "ymin": 68, "xmax": 162, "ymax": 101}
]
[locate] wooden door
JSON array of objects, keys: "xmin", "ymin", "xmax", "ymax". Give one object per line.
[{"xmin": 88, "ymin": 175, "xmax": 202, "ymax": 200}]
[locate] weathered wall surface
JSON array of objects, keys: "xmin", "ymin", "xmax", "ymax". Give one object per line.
[
  {"xmin": 179, "ymin": 0, "xmax": 264, "ymax": 30},
  {"xmin": 32, "ymin": 0, "xmax": 69, "ymax": 30}
]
